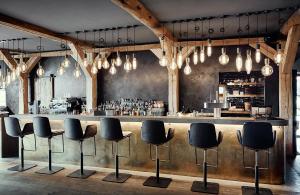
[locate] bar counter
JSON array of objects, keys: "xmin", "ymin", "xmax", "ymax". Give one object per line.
[{"xmin": 13, "ymin": 114, "xmax": 288, "ymax": 184}]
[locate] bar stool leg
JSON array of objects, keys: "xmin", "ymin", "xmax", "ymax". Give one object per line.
[
  {"xmin": 191, "ymin": 149, "xmax": 219, "ymax": 194},
  {"xmin": 36, "ymin": 138, "xmax": 64, "ymax": 175},
  {"xmin": 241, "ymin": 151, "xmax": 273, "ymax": 195},
  {"xmin": 143, "ymin": 145, "xmax": 172, "ymax": 188},
  {"xmin": 103, "ymin": 142, "xmax": 131, "ymax": 183},
  {"xmin": 67, "ymin": 141, "xmax": 95, "ymax": 179},
  {"xmin": 8, "ymin": 137, "xmax": 36, "ymax": 172}
]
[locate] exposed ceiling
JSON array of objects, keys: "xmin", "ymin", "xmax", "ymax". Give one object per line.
[{"xmin": 0, "ymin": 0, "xmax": 299, "ymax": 52}]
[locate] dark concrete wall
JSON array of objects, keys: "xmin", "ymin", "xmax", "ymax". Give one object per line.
[
  {"xmin": 6, "ymin": 79, "xmax": 19, "ymax": 114},
  {"xmin": 98, "ymin": 51, "xmax": 169, "ymax": 103},
  {"xmin": 179, "ymin": 45, "xmax": 279, "ymax": 115}
]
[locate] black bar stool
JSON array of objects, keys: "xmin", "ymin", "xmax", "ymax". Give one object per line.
[
  {"xmin": 4, "ymin": 117, "xmax": 37, "ymax": 172},
  {"xmin": 141, "ymin": 120, "xmax": 174, "ymax": 188},
  {"xmin": 100, "ymin": 118, "xmax": 132, "ymax": 183},
  {"xmin": 33, "ymin": 117, "xmax": 65, "ymax": 174},
  {"xmin": 64, "ymin": 118, "xmax": 97, "ymax": 179},
  {"xmin": 188, "ymin": 123, "xmax": 223, "ymax": 194},
  {"xmin": 237, "ymin": 122, "xmax": 276, "ymax": 195}
]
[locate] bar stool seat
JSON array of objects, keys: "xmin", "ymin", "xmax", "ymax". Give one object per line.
[
  {"xmin": 4, "ymin": 117, "xmax": 37, "ymax": 172},
  {"xmin": 100, "ymin": 118, "xmax": 132, "ymax": 183},
  {"xmin": 141, "ymin": 120, "xmax": 175, "ymax": 188},
  {"xmin": 188, "ymin": 123, "xmax": 223, "ymax": 194},
  {"xmin": 64, "ymin": 118, "xmax": 97, "ymax": 179},
  {"xmin": 237, "ymin": 122, "xmax": 276, "ymax": 195},
  {"xmin": 33, "ymin": 117, "xmax": 65, "ymax": 175}
]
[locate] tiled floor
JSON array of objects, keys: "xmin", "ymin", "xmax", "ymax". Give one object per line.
[{"xmin": 0, "ymin": 157, "xmax": 300, "ymax": 195}]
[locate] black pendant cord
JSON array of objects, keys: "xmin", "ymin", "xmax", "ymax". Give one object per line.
[
  {"xmin": 186, "ymin": 21, "xmax": 189, "ymax": 53},
  {"xmin": 265, "ymin": 11, "xmax": 269, "ymax": 58},
  {"xmin": 194, "ymin": 20, "xmax": 197, "ymax": 49},
  {"xmin": 256, "ymin": 14, "xmax": 259, "ymax": 44},
  {"xmin": 238, "ymin": 15, "xmax": 241, "ymax": 48},
  {"xmin": 76, "ymin": 32, "xmax": 79, "ymax": 68},
  {"xmin": 201, "ymin": 19, "xmax": 204, "ymax": 48},
  {"xmin": 162, "ymin": 23, "xmax": 165, "ymax": 54}
]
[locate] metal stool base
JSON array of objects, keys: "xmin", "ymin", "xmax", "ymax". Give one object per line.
[
  {"xmin": 191, "ymin": 181, "xmax": 219, "ymax": 194},
  {"xmin": 35, "ymin": 166, "xmax": 64, "ymax": 175},
  {"xmin": 242, "ymin": 186, "xmax": 273, "ymax": 195},
  {"xmin": 102, "ymin": 172, "xmax": 131, "ymax": 183},
  {"xmin": 67, "ymin": 169, "xmax": 96, "ymax": 179},
  {"xmin": 8, "ymin": 164, "xmax": 37, "ymax": 172},
  {"xmin": 143, "ymin": 176, "xmax": 172, "ymax": 188}
]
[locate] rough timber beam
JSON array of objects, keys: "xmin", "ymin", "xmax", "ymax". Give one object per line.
[
  {"xmin": 0, "ymin": 49, "xmax": 18, "ymax": 70},
  {"xmin": 249, "ymin": 42, "xmax": 277, "ymax": 62}
]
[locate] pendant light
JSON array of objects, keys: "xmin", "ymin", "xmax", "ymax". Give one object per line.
[
  {"xmin": 36, "ymin": 38, "xmax": 45, "ymax": 77},
  {"xmin": 255, "ymin": 14, "xmax": 261, "ymax": 63},
  {"xmin": 199, "ymin": 19, "xmax": 205, "ymax": 63},
  {"xmin": 207, "ymin": 18, "xmax": 212, "ymax": 57},
  {"xmin": 102, "ymin": 31, "xmax": 110, "ymax": 69},
  {"xmin": 219, "ymin": 17, "xmax": 229, "ymax": 65},
  {"xmin": 20, "ymin": 39, "xmax": 27, "ymax": 73},
  {"xmin": 57, "ymin": 62, "xmax": 65, "ymax": 76},
  {"xmin": 261, "ymin": 58, "xmax": 273, "ymax": 76},
  {"xmin": 73, "ymin": 32, "xmax": 81, "ymax": 79},
  {"xmin": 91, "ymin": 30, "xmax": 98, "ymax": 75},
  {"xmin": 170, "ymin": 22, "xmax": 177, "ymax": 70},
  {"xmin": 274, "ymin": 43, "xmax": 283, "ymax": 65},
  {"xmin": 97, "ymin": 30, "xmax": 103, "ymax": 69},
  {"xmin": 235, "ymin": 16, "xmax": 243, "ymax": 72},
  {"xmin": 115, "ymin": 28, "xmax": 122, "ymax": 66},
  {"xmin": 124, "ymin": 55, "xmax": 132, "ymax": 72},
  {"xmin": 245, "ymin": 50, "xmax": 252, "ymax": 74},
  {"xmin": 63, "ymin": 40, "xmax": 70, "ymax": 68},
  {"xmin": 184, "ymin": 57, "xmax": 192, "ymax": 75},
  {"xmin": 132, "ymin": 26, "xmax": 137, "ymax": 70},
  {"xmin": 159, "ymin": 24, "xmax": 168, "ymax": 67},
  {"xmin": 82, "ymin": 31, "xmax": 89, "ymax": 68},
  {"xmin": 109, "ymin": 59, "xmax": 117, "ymax": 75},
  {"xmin": 177, "ymin": 23, "xmax": 183, "ymax": 68},
  {"xmin": 10, "ymin": 40, "xmax": 16, "ymax": 81},
  {"xmin": 193, "ymin": 21, "xmax": 198, "ymax": 65}
]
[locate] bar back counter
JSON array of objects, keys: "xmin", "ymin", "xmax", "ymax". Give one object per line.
[{"xmin": 12, "ymin": 114, "xmax": 288, "ymax": 184}]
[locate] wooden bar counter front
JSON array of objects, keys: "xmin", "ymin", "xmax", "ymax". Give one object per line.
[{"xmin": 14, "ymin": 114, "xmax": 288, "ymax": 184}]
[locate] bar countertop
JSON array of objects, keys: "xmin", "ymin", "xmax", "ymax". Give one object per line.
[{"xmin": 13, "ymin": 114, "xmax": 288, "ymax": 126}]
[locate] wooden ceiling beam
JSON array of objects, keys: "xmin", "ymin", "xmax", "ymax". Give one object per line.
[
  {"xmin": 0, "ymin": 13, "xmax": 92, "ymax": 48},
  {"xmin": 23, "ymin": 56, "xmax": 42, "ymax": 73},
  {"xmin": 249, "ymin": 42, "xmax": 277, "ymax": 62},
  {"xmin": 281, "ymin": 9, "xmax": 300, "ymax": 35},
  {"xmin": 0, "ymin": 49, "xmax": 18, "ymax": 69}
]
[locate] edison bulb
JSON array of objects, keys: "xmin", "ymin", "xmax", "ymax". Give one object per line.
[
  {"xmin": 207, "ymin": 39, "xmax": 212, "ymax": 57},
  {"xmin": 177, "ymin": 50, "xmax": 183, "ymax": 68},
  {"xmin": 184, "ymin": 58, "xmax": 192, "ymax": 75},
  {"xmin": 83, "ymin": 54, "xmax": 88, "ymax": 67},
  {"xmin": 132, "ymin": 54, "xmax": 137, "ymax": 70},
  {"xmin": 124, "ymin": 55, "xmax": 132, "ymax": 72},
  {"xmin": 219, "ymin": 48, "xmax": 229, "ymax": 65},
  {"xmin": 193, "ymin": 48, "xmax": 198, "ymax": 65},
  {"xmin": 91, "ymin": 65, "xmax": 98, "ymax": 75},
  {"xmin": 274, "ymin": 50, "xmax": 283, "ymax": 65},
  {"xmin": 20, "ymin": 62, "xmax": 27, "ymax": 73},
  {"xmin": 159, "ymin": 51, "xmax": 168, "ymax": 67},
  {"xmin": 97, "ymin": 58, "xmax": 102, "ymax": 69},
  {"xmin": 255, "ymin": 44, "xmax": 261, "ymax": 63},
  {"xmin": 57, "ymin": 64, "xmax": 65, "ymax": 76},
  {"xmin": 116, "ymin": 52, "xmax": 122, "ymax": 66},
  {"xmin": 16, "ymin": 66, "xmax": 21, "ymax": 77},
  {"xmin": 170, "ymin": 57, "xmax": 177, "ymax": 70},
  {"xmin": 11, "ymin": 70, "xmax": 16, "ymax": 81},
  {"xmin": 6, "ymin": 72, "xmax": 11, "ymax": 84},
  {"xmin": 109, "ymin": 62, "xmax": 117, "ymax": 75},
  {"xmin": 235, "ymin": 48, "xmax": 243, "ymax": 72},
  {"xmin": 261, "ymin": 58, "xmax": 273, "ymax": 77},
  {"xmin": 102, "ymin": 57, "xmax": 110, "ymax": 69},
  {"xmin": 245, "ymin": 50, "xmax": 252, "ymax": 75},
  {"xmin": 73, "ymin": 66, "xmax": 81, "ymax": 78},
  {"xmin": 200, "ymin": 46, "xmax": 205, "ymax": 63},
  {"xmin": 36, "ymin": 65, "xmax": 45, "ymax": 77},
  {"xmin": 63, "ymin": 57, "xmax": 70, "ymax": 68}
]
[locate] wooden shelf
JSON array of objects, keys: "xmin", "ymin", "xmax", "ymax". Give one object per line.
[
  {"xmin": 226, "ymin": 82, "xmax": 264, "ymax": 86},
  {"xmin": 227, "ymin": 94, "xmax": 264, "ymax": 98}
]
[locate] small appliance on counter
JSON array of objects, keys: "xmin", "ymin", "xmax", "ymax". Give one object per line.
[
  {"xmin": 251, "ymin": 106, "xmax": 272, "ymax": 118},
  {"xmin": 48, "ymin": 97, "xmax": 85, "ymax": 115}
]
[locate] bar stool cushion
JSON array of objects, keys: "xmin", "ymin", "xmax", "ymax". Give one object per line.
[
  {"xmin": 4, "ymin": 117, "xmax": 34, "ymax": 138},
  {"xmin": 83, "ymin": 125, "xmax": 97, "ymax": 139},
  {"xmin": 237, "ymin": 122, "xmax": 276, "ymax": 150},
  {"xmin": 141, "ymin": 120, "xmax": 174, "ymax": 145},
  {"xmin": 189, "ymin": 123, "xmax": 222, "ymax": 149},
  {"xmin": 52, "ymin": 129, "xmax": 65, "ymax": 136},
  {"xmin": 33, "ymin": 117, "xmax": 62, "ymax": 138},
  {"xmin": 100, "ymin": 118, "xmax": 129, "ymax": 141},
  {"xmin": 64, "ymin": 118, "xmax": 97, "ymax": 141}
]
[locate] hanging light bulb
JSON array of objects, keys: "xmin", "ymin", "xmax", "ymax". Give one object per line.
[
  {"xmin": 124, "ymin": 55, "xmax": 132, "ymax": 72},
  {"xmin": 16, "ymin": 65, "xmax": 21, "ymax": 77},
  {"xmin": 261, "ymin": 58, "xmax": 273, "ymax": 77},
  {"xmin": 177, "ymin": 48, "xmax": 183, "ymax": 68},
  {"xmin": 255, "ymin": 43, "xmax": 261, "ymax": 63},
  {"xmin": 236, "ymin": 48, "xmax": 243, "ymax": 72},
  {"xmin": 115, "ymin": 51, "xmax": 122, "ymax": 67},
  {"xmin": 91, "ymin": 64, "xmax": 98, "ymax": 75},
  {"xmin": 36, "ymin": 63, "xmax": 45, "ymax": 77},
  {"xmin": 11, "ymin": 69, "xmax": 16, "ymax": 81},
  {"xmin": 83, "ymin": 53, "xmax": 88, "ymax": 67},
  {"xmin": 6, "ymin": 71, "xmax": 11, "ymax": 85},
  {"xmin": 109, "ymin": 59, "xmax": 117, "ymax": 75},
  {"xmin": 193, "ymin": 48, "xmax": 198, "ymax": 65},
  {"xmin": 245, "ymin": 50, "xmax": 253, "ymax": 74},
  {"xmin": 200, "ymin": 46, "xmax": 205, "ymax": 63},
  {"xmin": 159, "ymin": 51, "xmax": 168, "ymax": 67},
  {"xmin": 132, "ymin": 53, "xmax": 137, "ymax": 70},
  {"xmin": 207, "ymin": 39, "xmax": 212, "ymax": 57},
  {"xmin": 170, "ymin": 56, "xmax": 177, "ymax": 70},
  {"xmin": 219, "ymin": 48, "xmax": 229, "ymax": 65},
  {"xmin": 63, "ymin": 56, "xmax": 70, "ymax": 68},
  {"xmin": 274, "ymin": 43, "xmax": 283, "ymax": 65},
  {"xmin": 184, "ymin": 57, "xmax": 192, "ymax": 75},
  {"xmin": 73, "ymin": 64, "xmax": 81, "ymax": 78},
  {"xmin": 97, "ymin": 56, "xmax": 102, "ymax": 69},
  {"xmin": 57, "ymin": 63, "xmax": 65, "ymax": 76},
  {"xmin": 20, "ymin": 56, "xmax": 27, "ymax": 73},
  {"xmin": 102, "ymin": 56, "xmax": 110, "ymax": 69}
]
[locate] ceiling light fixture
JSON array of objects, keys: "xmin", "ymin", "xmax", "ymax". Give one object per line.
[
  {"xmin": 36, "ymin": 37, "xmax": 45, "ymax": 77},
  {"xmin": 218, "ymin": 17, "xmax": 229, "ymax": 65}
]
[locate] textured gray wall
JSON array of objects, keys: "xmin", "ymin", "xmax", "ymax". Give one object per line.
[
  {"xmin": 98, "ymin": 51, "xmax": 169, "ymax": 103},
  {"xmin": 6, "ymin": 79, "xmax": 19, "ymax": 114},
  {"xmin": 179, "ymin": 45, "xmax": 279, "ymax": 115}
]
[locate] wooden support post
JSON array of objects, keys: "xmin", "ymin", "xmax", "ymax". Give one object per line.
[{"xmin": 18, "ymin": 74, "xmax": 29, "ymax": 114}]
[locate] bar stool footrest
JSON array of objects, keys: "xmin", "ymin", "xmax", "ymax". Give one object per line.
[
  {"xmin": 143, "ymin": 176, "xmax": 172, "ymax": 188},
  {"xmin": 67, "ymin": 169, "xmax": 96, "ymax": 179},
  {"xmin": 8, "ymin": 164, "xmax": 37, "ymax": 172},
  {"xmin": 103, "ymin": 172, "xmax": 131, "ymax": 183},
  {"xmin": 191, "ymin": 181, "xmax": 219, "ymax": 194},
  {"xmin": 242, "ymin": 186, "xmax": 273, "ymax": 195},
  {"xmin": 35, "ymin": 166, "xmax": 64, "ymax": 175}
]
